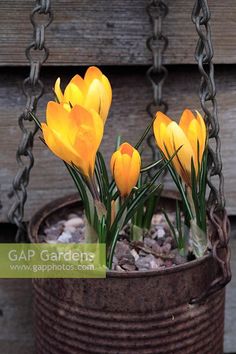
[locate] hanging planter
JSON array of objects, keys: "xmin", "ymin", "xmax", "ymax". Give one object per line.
[
  {"xmin": 9, "ymin": 0, "xmax": 231, "ymax": 354},
  {"xmin": 29, "ymin": 193, "xmax": 225, "ymax": 354}
]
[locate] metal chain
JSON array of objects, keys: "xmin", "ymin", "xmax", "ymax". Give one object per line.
[
  {"xmin": 146, "ymin": 0, "xmax": 168, "ymax": 177},
  {"xmin": 8, "ymin": 0, "xmax": 53, "ymax": 242},
  {"xmin": 191, "ymin": 0, "xmax": 231, "ymax": 303}
]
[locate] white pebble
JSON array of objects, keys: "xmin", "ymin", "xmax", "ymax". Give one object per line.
[
  {"xmin": 68, "ymin": 213, "xmax": 79, "ymax": 219},
  {"xmin": 130, "ymin": 249, "xmax": 139, "ymax": 261},
  {"xmin": 64, "ymin": 226, "xmax": 76, "ymax": 233},
  {"xmin": 64, "ymin": 217, "xmax": 84, "ymax": 228},
  {"xmin": 157, "ymin": 228, "xmax": 165, "ymax": 239},
  {"xmin": 152, "ymin": 214, "xmax": 163, "ymax": 225},
  {"xmin": 57, "ymin": 231, "xmax": 72, "ymax": 243}
]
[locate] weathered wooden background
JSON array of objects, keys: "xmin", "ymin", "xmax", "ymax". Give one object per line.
[
  {"xmin": 0, "ymin": 0, "xmax": 236, "ymax": 222},
  {"xmin": 0, "ymin": 2, "xmax": 236, "ymax": 354}
]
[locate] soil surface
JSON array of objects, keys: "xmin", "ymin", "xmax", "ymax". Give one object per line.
[{"xmin": 40, "ymin": 209, "xmax": 187, "ymax": 271}]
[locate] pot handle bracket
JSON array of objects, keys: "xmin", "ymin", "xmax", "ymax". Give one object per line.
[{"xmin": 190, "ymin": 0, "xmax": 231, "ymax": 304}]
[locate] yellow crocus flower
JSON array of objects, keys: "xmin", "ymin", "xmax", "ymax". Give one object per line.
[
  {"xmin": 42, "ymin": 101, "xmax": 104, "ymax": 179},
  {"xmin": 54, "ymin": 66, "xmax": 112, "ymax": 124},
  {"xmin": 110, "ymin": 143, "xmax": 141, "ymax": 197},
  {"xmin": 153, "ymin": 109, "xmax": 206, "ymax": 186}
]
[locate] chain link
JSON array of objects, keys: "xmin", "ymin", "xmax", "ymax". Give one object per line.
[
  {"xmin": 8, "ymin": 0, "xmax": 53, "ymax": 242},
  {"xmin": 146, "ymin": 0, "xmax": 168, "ymax": 177},
  {"xmin": 191, "ymin": 0, "xmax": 231, "ymax": 303}
]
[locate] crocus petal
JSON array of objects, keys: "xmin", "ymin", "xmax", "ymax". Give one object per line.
[
  {"xmin": 110, "ymin": 150, "xmax": 120, "ymax": 176},
  {"xmin": 196, "ymin": 110, "xmax": 206, "ymax": 160},
  {"xmin": 84, "ymin": 66, "xmax": 112, "ymax": 123},
  {"xmin": 54, "ymin": 78, "xmax": 64, "ymax": 103},
  {"xmin": 120, "ymin": 142, "xmax": 134, "ymax": 156},
  {"xmin": 166, "ymin": 122, "xmax": 195, "ymax": 185},
  {"xmin": 84, "ymin": 79, "xmax": 102, "ymax": 116},
  {"xmin": 41, "ymin": 122, "xmax": 81, "ymax": 166},
  {"xmin": 121, "ymin": 153, "xmax": 132, "ymax": 195},
  {"xmin": 180, "ymin": 109, "xmax": 206, "ymax": 168},
  {"xmin": 186, "ymin": 118, "xmax": 201, "ymax": 170},
  {"xmin": 53, "ymin": 67, "xmax": 112, "ymax": 124},
  {"xmin": 70, "ymin": 105, "xmax": 104, "ymax": 177},
  {"xmin": 84, "ymin": 66, "xmax": 103, "ymax": 85},
  {"xmin": 89, "ymin": 109, "xmax": 104, "ymax": 152},
  {"xmin": 70, "ymin": 74, "xmax": 87, "ymax": 94},
  {"xmin": 64, "ymin": 83, "xmax": 84, "ymax": 107},
  {"xmin": 43, "ymin": 101, "xmax": 104, "ymax": 179},
  {"xmin": 99, "ymin": 75, "xmax": 112, "ymax": 122},
  {"xmin": 111, "ymin": 143, "xmax": 141, "ymax": 197},
  {"xmin": 179, "ymin": 109, "xmax": 196, "ymax": 134},
  {"xmin": 153, "ymin": 112, "xmax": 172, "ymax": 157},
  {"xmin": 127, "ymin": 149, "xmax": 141, "ymax": 194},
  {"xmin": 112, "ymin": 152, "xmax": 129, "ymax": 196},
  {"xmin": 46, "ymin": 101, "xmax": 70, "ymax": 134},
  {"xmin": 153, "ymin": 109, "xmax": 207, "ymax": 186}
]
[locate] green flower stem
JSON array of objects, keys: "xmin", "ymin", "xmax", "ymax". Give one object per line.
[
  {"xmin": 107, "ymin": 229, "xmax": 120, "ymax": 269},
  {"xmin": 186, "ymin": 186, "xmax": 196, "ymax": 219}
]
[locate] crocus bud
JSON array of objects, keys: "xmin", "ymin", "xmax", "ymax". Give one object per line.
[{"xmin": 110, "ymin": 143, "xmax": 141, "ymax": 197}]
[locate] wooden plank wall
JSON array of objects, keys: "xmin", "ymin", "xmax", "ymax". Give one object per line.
[
  {"xmin": 0, "ymin": 0, "xmax": 236, "ymax": 222},
  {"xmin": 1, "ymin": 1, "xmax": 236, "ymax": 65}
]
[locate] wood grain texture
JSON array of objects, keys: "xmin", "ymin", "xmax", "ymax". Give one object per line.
[
  {"xmin": 0, "ymin": 0, "xmax": 236, "ymax": 66},
  {"xmin": 0, "ymin": 65, "xmax": 235, "ymax": 221}
]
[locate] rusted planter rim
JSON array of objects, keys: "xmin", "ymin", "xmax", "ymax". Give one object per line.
[{"xmin": 28, "ymin": 193, "xmax": 212, "ymax": 279}]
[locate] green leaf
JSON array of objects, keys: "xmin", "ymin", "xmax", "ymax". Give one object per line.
[
  {"xmin": 29, "ymin": 112, "xmax": 42, "ymax": 130},
  {"xmin": 125, "ymin": 149, "xmax": 181, "ymax": 227},
  {"xmin": 162, "ymin": 208, "xmax": 178, "ymax": 247},
  {"xmin": 109, "ymin": 180, "xmax": 116, "ymax": 196},
  {"xmin": 160, "ymin": 144, "xmax": 192, "ymax": 218},
  {"xmin": 175, "ymin": 200, "xmax": 184, "ymax": 250},
  {"xmin": 115, "ymin": 135, "xmax": 122, "ymax": 150},
  {"xmin": 190, "ymin": 218, "xmax": 207, "ymax": 258},
  {"xmin": 141, "ymin": 158, "xmax": 163, "ymax": 173},
  {"xmin": 135, "ymin": 116, "xmax": 156, "ymax": 150},
  {"xmin": 84, "ymin": 216, "xmax": 98, "ymax": 243},
  {"xmin": 131, "ymin": 224, "xmax": 144, "ymax": 241},
  {"xmin": 167, "ymin": 163, "xmax": 194, "ymax": 221},
  {"xmin": 175, "ymin": 200, "xmax": 181, "ymax": 233},
  {"xmin": 95, "ymin": 151, "xmax": 111, "ymax": 215},
  {"xmin": 99, "ymin": 215, "xmax": 107, "ymax": 244},
  {"xmin": 95, "ymin": 162, "xmax": 104, "ymax": 201},
  {"xmin": 108, "ymin": 195, "xmax": 130, "ymax": 245},
  {"xmin": 125, "ymin": 184, "xmax": 161, "ymax": 225},
  {"xmin": 65, "ymin": 163, "xmax": 93, "ymax": 224},
  {"xmin": 107, "ymin": 228, "xmax": 120, "ymax": 269},
  {"xmin": 199, "ymin": 148, "xmax": 208, "ymax": 232},
  {"xmin": 190, "ymin": 158, "xmax": 199, "ymax": 222},
  {"xmin": 107, "ymin": 202, "xmax": 128, "ymax": 267},
  {"xmin": 97, "ymin": 151, "xmax": 109, "ymax": 187},
  {"xmin": 95, "ymin": 199, "xmax": 107, "ymax": 216},
  {"xmin": 143, "ymin": 191, "xmax": 161, "ymax": 229}
]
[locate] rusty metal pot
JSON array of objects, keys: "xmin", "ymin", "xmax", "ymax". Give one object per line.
[{"xmin": 28, "ymin": 194, "xmax": 225, "ymax": 354}]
